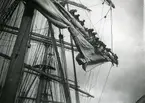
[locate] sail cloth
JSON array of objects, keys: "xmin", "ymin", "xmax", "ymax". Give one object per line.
[
  {"xmin": 53, "ymin": 1, "xmax": 112, "ymax": 69},
  {"xmin": 76, "ymin": 53, "xmax": 108, "ymax": 70},
  {"xmin": 54, "ymin": 1, "xmax": 89, "ymax": 37},
  {"xmin": 31, "ymin": 0, "xmax": 96, "ymax": 58},
  {"xmin": 31, "ymin": 0, "xmax": 116, "ymax": 70},
  {"xmin": 32, "ymin": 0, "xmax": 71, "ymax": 28}
]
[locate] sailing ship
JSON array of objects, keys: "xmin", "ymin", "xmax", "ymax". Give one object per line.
[{"xmin": 0, "ymin": 0, "xmax": 118, "ymax": 103}]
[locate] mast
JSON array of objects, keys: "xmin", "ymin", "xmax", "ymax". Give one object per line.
[
  {"xmin": 49, "ymin": 23, "xmax": 72, "ymax": 103},
  {"xmin": 59, "ymin": 30, "xmax": 69, "ymax": 86},
  {"xmin": 66, "ymin": 3, "xmax": 80, "ymax": 103},
  {"xmin": 36, "ymin": 46, "xmax": 49, "ymax": 103},
  {"xmin": 0, "ymin": 1, "xmax": 34, "ymax": 103},
  {"xmin": 70, "ymin": 36, "xmax": 80, "ymax": 103},
  {"xmin": 36, "ymin": 26, "xmax": 54, "ymax": 103}
]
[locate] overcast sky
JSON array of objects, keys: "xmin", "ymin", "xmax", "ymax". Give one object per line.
[{"xmin": 65, "ymin": 0, "xmax": 144, "ymax": 103}]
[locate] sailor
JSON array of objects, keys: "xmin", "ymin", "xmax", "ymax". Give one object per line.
[
  {"xmin": 79, "ymin": 20, "xmax": 85, "ymax": 26},
  {"xmin": 94, "ymin": 40, "xmax": 105, "ymax": 54},
  {"xmin": 76, "ymin": 53, "xmax": 88, "ymax": 71},
  {"xmin": 88, "ymin": 28, "xmax": 94, "ymax": 35},
  {"xmin": 76, "ymin": 53, "xmax": 86, "ymax": 65},
  {"xmin": 95, "ymin": 37, "xmax": 99, "ymax": 42},
  {"xmin": 85, "ymin": 27, "xmax": 88, "ymax": 31},
  {"xmin": 114, "ymin": 54, "xmax": 118, "ymax": 59},
  {"xmin": 106, "ymin": 48, "xmax": 111, "ymax": 52},
  {"xmin": 104, "ymin": 48, "xmax": 118, "ymax": 65},
  {"xmin": 92, "ymin": 37, "xmax": 99, "ymax": 49},
  {"xmin": 92, "ymin": 32, "xmax": 97, "ymax": 36},
  {"xmin": 98, "ymin": 41, "xmax": 106, "ymax": 49},
  {"xmin": 69, "ymin": 9, "xmax": 77, "ymax": 15},
  {"xmin": 114, "ymin": 54, "xmax": 119, "ymax": 65},
  {"xmin": 74, "ymin": 14, "xmax": 80, "ymax": 21}
]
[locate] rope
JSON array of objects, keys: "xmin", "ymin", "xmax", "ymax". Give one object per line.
[
  {"xmin": 17, "ymin": 20, "xmax": 48, "ymax": 101},
  {"xmin": 94, "ymin": 7, "xmax": 110, "ymax": 25},
  {"xmin": 110, "ymin": 7, "xmax": 113, "ymax": 51},
  {"xmin": 0, "ymin": 0, "xmax": 20, "ymax": 24},
  {"xmin": 100, "ymin": 16, "xmax": 106, "ymax": 40},
  {"xmin": 88, "ymin": 3, "xmax": 101, "ymax": 8},
  {"xmin": 86, "ymin": 64, "xmax": 102, "ymax": 72},
  {"xmin": 84, "ymin": 70, "xmax": 92, "ymax": 92},
  {"xmin": 90, "ymin": 65, "xmax": 102, "ymax": 89},
  {"xmin": 88, "ymin": 71, "xmax": 95, "ymax": 92},
  {"xmin": 77, "ymin": 0, "xmax": 100, "ymax": 38},
  {"xmin": 97, "ymin": 65, "xmax": 113, "ymax": 103},
  {"xmin": 0, "ymin": 1, "xmax": 23, "ymax": 93},
  {"xmin": 86, "ymin": 65, "xmax": 102, "ymax": 103},
  {"xmin": 6, "ymin": 3, "xmax": 21, "ymax": 55},
  {"xmin": 98, "ymin": 3, "xmax": 105, "ymax": 35},
  {"xmin": 98, "ymin": 8, "xmax": 111, "ymax": 40}
]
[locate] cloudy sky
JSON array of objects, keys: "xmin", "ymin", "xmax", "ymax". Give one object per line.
[{"xmin": 65, "ymin": 0, "xmax": 144, "ymax": 103}]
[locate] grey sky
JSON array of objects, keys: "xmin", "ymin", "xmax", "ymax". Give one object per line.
[{"xmin": 66, "ymin": 0, "xmax": 144, "ymax": 103}]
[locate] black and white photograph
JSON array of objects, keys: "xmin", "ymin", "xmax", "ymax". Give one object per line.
[{"xmin": 0, "ymin": 0, "xmax": 144, "ymax": 103}]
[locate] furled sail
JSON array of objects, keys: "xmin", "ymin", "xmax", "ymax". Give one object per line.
[
  {"xmin": 31, "ymin": 0, "xmax": 118, "ymax": 71},
  {"xmin": 53, "ymin": 1, "xmax": 118, "ymax": 70},
  {"xmin": 54, "ymin": 2, "xmax": 89, "ymax": 37},
  {"xmin": 31, "ymin": 1, "xmax": 95, "ymax": 58},
  {"xmin": 32, "ymin": 0, "xmax": 71, "ymax": 28}
]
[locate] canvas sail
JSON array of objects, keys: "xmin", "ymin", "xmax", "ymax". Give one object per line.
[{"xmin": 31, "ymin": 0, "xmax": 118, "ymax": 71}]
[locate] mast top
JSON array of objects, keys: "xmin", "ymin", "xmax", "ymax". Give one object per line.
[{"xmin": 103, "ymin": 0, "xmax": 115, "ymax": 8}]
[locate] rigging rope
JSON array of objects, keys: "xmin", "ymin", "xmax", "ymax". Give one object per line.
[
  {"xmin": 17, "ymin": 18, "xmax": 48, "ymax": 102},
  {"xmin": 0, "ymin": 1, "xmax": 23, "ymax": 93},
  {"xmin": 77, "ymin": 0, "xmax": 100, "ymax": 38},
  {"xmin": 98, "ymin": 2, "xmax": 105, "ymax": 36},
  {"xmin": 97, "ymin": 65, "xmax": 113, "ymax": 103},
  {"xmin": 110, "ymin": 6, "xmax": 113, "ymax": 51},
  {"xmin": 87, "ymin": 65, "xmax": 102, "ymax": 91},
  {"xmin": 88, "ymin": 3, "xmax": 101, "ymax": 8},
  {"xmin": 85, "ymin": 65, "xmax": 102, "ymax": 103},
  {"xmin": 100, "ymin": 16, "xmax": 106, "ymax": 40},
  {"xmin": 94, "ymin": 7, "xmax": 111, "ymax": 26},
  {"xmin": 6, "ymin": 2, "xmax": 21, "ymax": 55},
  {"xmin": 86, "ymin": 64, "xmax": 101, "ymax": 72}
]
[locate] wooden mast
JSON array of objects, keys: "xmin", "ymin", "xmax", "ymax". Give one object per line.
[
  {"xmin": 49, "ymin": 23, "xmax": 72, "ymax": 103},
  {"xmin": 36, "ymin": 26, "xmax": 54, "ymax": 103},
  {"xmin": 70, "ymin": 36, "xmax": 80, "ymax": 103},
  {"xmin": 59, "ymin": 31, "xmax": 68, "ymax": 81},
  {"xmin": 66, "ymin": 3, "xmax": 80, "ymax": 103},
  {"xmin": 0, "ymin": 1, "xmax": 34, "ymax": 103}
]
